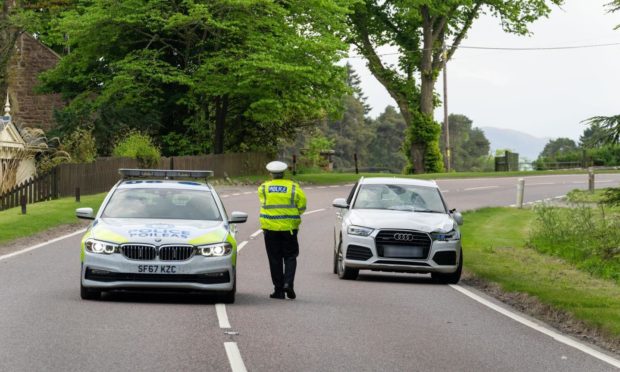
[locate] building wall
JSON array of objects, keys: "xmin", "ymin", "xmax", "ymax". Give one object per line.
[{"xmin": 6, "ymin": 33, "xmax": 63, "ymax": 132}]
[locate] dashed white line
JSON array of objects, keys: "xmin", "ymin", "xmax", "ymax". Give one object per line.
[
  {"xmin": 464, "ymin": 186, "xmax": 500, "ymax": 191},
  {"xmin": 232, "ymin": 193, "xmax": 241, "ymax": 196},
  {"xmin": 237, "ymin": 241, "xmax": 248, "ymax": 252},
  {"xmin": 344, "ymin": 184, "xmax": 354, "ymax": 187},
  {"xmin": 598, "ymin": 180, "xmax": 613, "ymax": 183},
  {"xmin": 215, "ymin": 304, "xmax": 231, "ymax": 329},
  {"xmin": 250, "ymin": 229, "xmax": 263, "ymax": 238},
  {"xmin": 450, "ymin": 285, "xmax": 620, "ymax": 369},
  {"xmin": 222, "ymin": 195, "xmax": 231, "ymax": 198},
  {"xmin": 329, "ymin": 185, "xmax": 339, "ymax": 188},
  {"xmin": 303, "ymin": 208, "xmax": 326, "ymax": 215},
  {"xmin": 441, "ymin": 190, "xmax": 450, "ymax": 193},
  {"xmin": 528, "ymin": 182, "xmax": 555, "ymax": 186},
  {"xmin": 0, "ymin": 229, "xmax": 86, "ymax": 262},
  {"xmin": 318, "ymin": 186, "xmax": 327, "ymax": 189},
  {"xmin": 224, "ymin": 342, "xmax": 248, "ymax": 372},
  {"xmin": 242, "ymin": 191, "xmax": 252, "ymax": 195},
  {"xmin": 305, "ymin": 187, "xmax": 314, "ymax": 190}
]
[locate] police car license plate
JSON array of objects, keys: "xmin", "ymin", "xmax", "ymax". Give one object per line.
[{"xmin": 136, "ymin": 265, "xmax": 178, "ymax": 274}]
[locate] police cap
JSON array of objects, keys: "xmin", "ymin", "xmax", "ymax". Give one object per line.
[{"xmin": 266, "ymin": 161, "xmax": 288, "ymax": 174}]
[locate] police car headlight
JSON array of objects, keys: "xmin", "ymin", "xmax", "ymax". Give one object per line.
[
  {"xmin": 347, "ymin": 225, "xmax": 374, "ymax": 237},
  {"xmin": 85, "ymin": 239, "xmax": 119, "ymax": 254},
  {"xmin": 197, "ymin": 242, "xmax": 232, "ymax": 257}
]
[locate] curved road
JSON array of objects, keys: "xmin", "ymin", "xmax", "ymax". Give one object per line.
[{"xmin": 0, "ymin": 173, "xmax": 619, "ymax": 371}]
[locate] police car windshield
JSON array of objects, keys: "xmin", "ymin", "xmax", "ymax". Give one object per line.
[
  {"xmin": 102, "ymin": 188, "xmax": 222, "ymax": 220},
  {"xmin": 352, "ymin": 184, "xmax": 446, "ymax": 213}
]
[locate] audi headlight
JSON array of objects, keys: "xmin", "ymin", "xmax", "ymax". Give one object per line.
[
  {"xmin": 197, "ymin": 242, "xmax": 232, "ymax": 257},
  {"xmin": 347, "ymin": 225, "xmax": 374, "ymax": 237},
  {"xmin": 431, "ymin": 229, "xmax": 460, "ymax": 241},
  {"xmin": 85, "ymin": 239, "xmax": 119, "ymax": 254}
]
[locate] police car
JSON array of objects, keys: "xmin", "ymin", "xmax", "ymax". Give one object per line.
[{"xmin": 76, "ymin": 169, "xmax": 247, "ymax": 303}]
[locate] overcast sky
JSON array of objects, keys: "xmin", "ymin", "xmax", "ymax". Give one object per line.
[{"xmin": 346, "ymin": 0, "xmax": 620, "ymax": 142}]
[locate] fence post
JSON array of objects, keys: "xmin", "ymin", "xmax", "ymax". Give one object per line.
[
  {"xmin": 20, "ymin": 195, "xmax": 26, "ymax": 214},
  {"xmin": 354, "ymin": 153, "xmax": 359, "ymax": 174},
  {"xmin": 75, "ymin": 187, "xmax": 81, "ymax": 202},
  {"xmin": 516, "ymin": 178, "xmax": 525, "ymax": 209},
  {"xmin": 588, "ymin": 168, "xmax": 595, "ymax": 193},
  {"xmin": 292, "ymin": 154, "xmax": 297, "ymax": 176}
]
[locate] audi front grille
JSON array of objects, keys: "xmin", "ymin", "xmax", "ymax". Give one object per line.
[
  {"xmin": 121, "ymin": 244, "xmax": 157, "ymax": 261},
  {"xmin": 375, "ymin": 230, "xmax": 432, "ymax": 259}
]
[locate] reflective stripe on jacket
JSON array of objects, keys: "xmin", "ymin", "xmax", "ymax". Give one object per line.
[{"xmin": 258, "ymin": 179, "xmax": 307, "ymax": 231}]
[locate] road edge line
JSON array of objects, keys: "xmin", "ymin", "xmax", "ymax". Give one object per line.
[
  {"xmin": 237, "ymin": 241, "xmax": 248, "ymax": 252},
  {"xmin": 0, "ymin": 228, "xmax": 87, "ymax": 262},
  {"xmin": 224, "ymin": 342, "xmax": 248, "ymax": 372},
  {"xmin": 450, "ymin": 284, "xmax": 620, "ymax": 369}
]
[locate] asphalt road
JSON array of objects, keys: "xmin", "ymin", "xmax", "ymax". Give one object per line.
[{"xmin": 1, "ymin": 173, "xmax": 619, "ymax": 371}]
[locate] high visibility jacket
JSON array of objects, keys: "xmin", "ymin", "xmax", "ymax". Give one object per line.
[{"xmin": 258, "ymin": 179, "xmax": 306, "ymax": 231}]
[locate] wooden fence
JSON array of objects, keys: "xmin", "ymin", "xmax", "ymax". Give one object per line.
[
  {"xmin": 0, "ymin": 169, "xmax": 58, "ymax": 211},
  {"xmin": 54, "ymin": 152, "xmax": 271, "ymax": 197}
]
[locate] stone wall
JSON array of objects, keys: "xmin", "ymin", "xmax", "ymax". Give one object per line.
[{"xmin": 5, "ymin": 33, "xmax": 63, "ymax": 132}]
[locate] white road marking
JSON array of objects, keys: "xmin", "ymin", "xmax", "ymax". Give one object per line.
[
  {"xmin": 215, "ymin": 304, "xmax": 231, "ymax": 329},
  {"xmin": 528, "ymin": 182, "xmax": 555, "ymax": 186},
  {"xmin": 464, "ymin": 186, "xmax": 500, "ymax": 191},
  {"xmin": 237, "ymin": 241, "xmax": 248, "ymax": 252},
  {"xmin": 232, "ymin": 193, "xmax": 241, "ymax": 196},
  {"xmin": 242, "ymin": 191, "xmax": 252, "ymax": 195},
  {"xmin": 305, "ymin": 187, "xmax": 314, "ymax": 190},
  {"xmin": 572, "ymin": 181, "xmax": 585, "ymax": 184},
  {"xmin": 597, "ymin": 180, "xmax": 613, "ymax": 183},
  {"xmin": 224, "ymin": 342, "xmax": 248, "ymax": 372},
  {"xmin": 250, "ymin": 229, "xmax": 263, "ymax": 238},
  {"xmin": 318, "ymin": 186, "xmax": 327, "ymax": 189},
  {"xmin": 441, "ymin": 190, "xmax": 450, "ymax": 193},
  {"xmin": 344, "ymin": 184, "xmax": 354, "ymax": 187},
  {"xmin": 0, "ymin": 229, "xmax": 86, "ymax": 262},
  {"xmin": 303, "ymin": 208, "xmax": 326, "ymax": 216},
  {"xmin": 450, "ymin": 285, "xmax": 620, "ymax": 369},
  {"xmin": 222, "ymin": 195, "xmax": 231, "ymax": 198},
  {"xmin": 329, "ymin": 185, "xmax": 339, "ymax": 188}
]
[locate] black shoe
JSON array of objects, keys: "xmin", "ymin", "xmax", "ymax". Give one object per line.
[
  {"xmin": 283, "ymin": 283, "xmax": 296, "ymax": 299},
  {"xmin": 270, "ymin": 291, "xmax": 285, "ymax": 299}
]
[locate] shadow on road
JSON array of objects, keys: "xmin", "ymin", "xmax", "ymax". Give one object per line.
[
  {"xmin": 98, "ymin": 290, "xmax": 221, "ymax": 305},
  {"xmin": 356, "ymin": 272, "xmax": 443, "ymax": 285}
]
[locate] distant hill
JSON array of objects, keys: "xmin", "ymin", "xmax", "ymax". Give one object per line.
[{"xmin": 478, "ymin": 127, "xmax": 551, "ymax": 161}]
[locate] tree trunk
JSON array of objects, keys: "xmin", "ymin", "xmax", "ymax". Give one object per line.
[{"xmin": 213, "ymin": 95, "xmax": 228, "ymax": 154}]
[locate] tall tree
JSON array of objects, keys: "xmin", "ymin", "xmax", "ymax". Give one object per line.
[
  {"xmin": 34, "ymin": 0, "xmax": 353, "ymax": 155},
  {"xmin": 539, "ymin": 138, "xmax": 578, "ymax": 159},
  {"xmin": 367, "ymin": 106, "xmax": 407, "ymax": 172},
  {"xmin": 440, "ymin": 114, "xmax": 489, "ymax": 171},
  {"xmin": 349, "ymin": 0, "xmax": 563, "ymax": 174}
]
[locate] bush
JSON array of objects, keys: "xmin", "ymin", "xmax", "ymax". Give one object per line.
[
  {"xmin": 61, "ymin": 127, "xmax": 97, "ymax": 163},
  {"xmin": 112, "ymin": 131, "xmax": 161, "ymax": 168},
  {"xmin": 528, "ymin": 203, "xmax": 620, "ymax": 282}
]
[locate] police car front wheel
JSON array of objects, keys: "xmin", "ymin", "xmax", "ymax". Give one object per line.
[{"xmin": 80, "ymin": 282, "xmax": 101, "ymax": 300}]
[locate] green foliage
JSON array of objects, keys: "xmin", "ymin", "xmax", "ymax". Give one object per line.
[
  {"xmin": 60, "ymin": 127, "xmax": 97, "ymax": 163},
  {"xmin": 440, "ymin": 114, "xmax": 491, "ymax": 171},
  {"xmin": 33, "ymin": 0, "xmax": 353, "ymax": 155},
  {"xmin": 529, "ymin": 203, "xmax": 620, "ymax": 282},
  {"xmin": 304, "ymin": 134, "xmax": 335, "ymax": 169},
  {"xmin": 349, "ymin": 0, "xmax": 563, "ymax": 173},
  {"xmin": 112, "ymin": 131, "xmax": 161, "ymax": 169},
  {"xmin": 367, "ymin": 106, "xmax": 407, "ymax": 172}
]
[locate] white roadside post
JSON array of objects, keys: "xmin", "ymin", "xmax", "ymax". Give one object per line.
[
  {"xmin": 516, "ymin": 178, "xmax": 525, "ymax": 208},
  {"xmin": 588, "ymin": 168, "xmax": 595, "ymax": 193}
]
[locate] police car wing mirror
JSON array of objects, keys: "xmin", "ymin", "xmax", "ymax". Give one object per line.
[
  {"xmin": 332, "ymin": 198, "xmax": 349, "ymax": 209},
  {"xmin": 229, "ymin": 211, "xmax": 248, "ymax": 224},
  {"xmin": 76, "ymin": 207, "xmax": 95, "ymax": 220},
  {"xmin": 452, "ymin": 211, "xmax": 463, "ymax": 226}
]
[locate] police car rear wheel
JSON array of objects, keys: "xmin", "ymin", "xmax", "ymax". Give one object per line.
[{"xmin": 80, "ymin": 282, "xmax": 101, "ymax": 300}]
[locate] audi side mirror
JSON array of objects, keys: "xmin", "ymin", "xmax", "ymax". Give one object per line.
[
  {"xmin": 332, "ymin": 198, "xmax": 349, "ymax": 209},
  {"xmin": 452, "ymin": 211, "xmax": 463, "ymax": 226}
]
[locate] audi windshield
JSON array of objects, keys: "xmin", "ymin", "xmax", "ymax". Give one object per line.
[{"xmin": 352, "ymin": 184, "xmax": 446, "ymax": 213}]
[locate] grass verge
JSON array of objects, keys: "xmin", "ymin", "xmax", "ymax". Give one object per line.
[
  {"xmin": 0, "ymin": 193, "xmax": 106, "ymax": 244},
  {"xmin": 462, "ymin": 207, "xmax": 620, "ymax": 342}
]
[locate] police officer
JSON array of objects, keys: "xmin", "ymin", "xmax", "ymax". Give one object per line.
[{"xmin": 258, "ymin": 161, "xmax": 306, "ymax": 300}]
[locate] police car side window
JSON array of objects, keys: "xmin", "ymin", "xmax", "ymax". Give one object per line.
[{"xmin": 346, "ymin": 182, "xmax": 358, "ymax": 205}]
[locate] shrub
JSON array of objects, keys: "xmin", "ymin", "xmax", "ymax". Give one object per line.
[
  {"xmin": 61, "ymin": 127, "xmax": 97, "ymax": 163},
  {"xmin": 112, "ymin": 131, "xmax": 161, "ymax": 168}
]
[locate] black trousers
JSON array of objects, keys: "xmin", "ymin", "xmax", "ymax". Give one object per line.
[{"xmin": 263, "ymin": 229, "xmax": 299, "ymax": 291}]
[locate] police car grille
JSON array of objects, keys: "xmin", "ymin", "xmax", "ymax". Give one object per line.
[
  {"xmin": 159, "ymin": 245, "xmax": 194, "ymax": 261},
  {"xmin": 121, "ymin": 245, "xmax": 157, "ymax": 260}
]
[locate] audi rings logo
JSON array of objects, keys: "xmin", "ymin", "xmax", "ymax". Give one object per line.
[{"xmin": 393, "ymin": 233, "xmax": 415, "ymax": 241}]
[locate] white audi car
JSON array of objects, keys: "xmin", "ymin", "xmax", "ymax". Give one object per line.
[{"xmin": 332, "ymin": 177, "xmax": 463, "ymax": 283}]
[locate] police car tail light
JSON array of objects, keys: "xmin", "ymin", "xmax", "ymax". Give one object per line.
[
  {"xmin": 197, "ymin": 242, "xmax": 232, "ymax": 257},
  {"xmin": 85, "ymin": 239, "xmax": 119, "ymax": 254}
]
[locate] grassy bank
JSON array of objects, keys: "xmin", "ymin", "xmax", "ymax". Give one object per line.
[
  {"xmin": 0, "ymin": 193, "xmax": 106, "ymax": 244},
  {"xmin": 462, "ymin": 207, "xmax": 620, "ymax": 337},
  {"xmin": 283, "ymin": 169, "xmax": 617, "ymax": 185}
]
